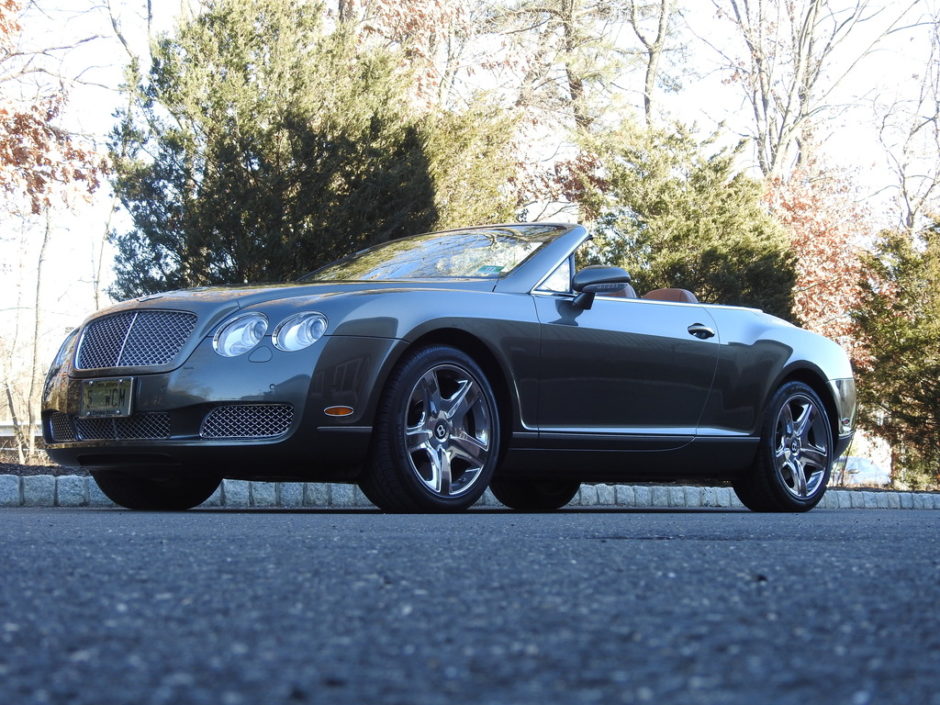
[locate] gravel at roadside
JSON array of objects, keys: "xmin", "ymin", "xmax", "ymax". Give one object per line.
[{"xmin": 0, "ymin": 462, "xmax": 87, "ymax": 476}]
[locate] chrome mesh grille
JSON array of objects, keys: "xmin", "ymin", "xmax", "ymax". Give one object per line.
[
  {"xmin": 117, "ymin": 413, "xmax": 171, "ymax": 440},
  {"xmin": 77, "ymin": 314, "xmax": 133, "ymax": 369},
  {"xmin": 120, "ymin": 312, "xmax": 197, "ymax": 366},
  {"xmin": 200, "ymin": 404, "xmax": 294, "ymax": 439},
  {"xmin": 48, "ymin": 412, "xmax": 171, "ymax": 441},
  {"xmin": 49, "ymin": 412, "xmax": 76, "ymax": 442},
  {"xmin": 77, "ymin": 311, "xmax": 197, "ymax": 369},
  {"xmin": 74, "ymin": 417, "xmax": 115, "ymax": 440}
]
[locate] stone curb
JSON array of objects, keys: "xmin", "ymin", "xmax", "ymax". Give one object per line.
[{"xmin": 1, "ymin": 475, "xmax": 939, "ymax": 510}]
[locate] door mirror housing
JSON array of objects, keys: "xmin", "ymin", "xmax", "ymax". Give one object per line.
[{"xmin": 571, "ymin": 266, "xmax": 632, "ymax": 309}]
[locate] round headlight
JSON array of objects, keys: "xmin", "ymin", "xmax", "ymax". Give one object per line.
[
  {"xmin": 51, "ymin": 328, "xmax": 79, "ymax": 371},
  {"xmin": 273, "ymin": 312, "xmax": 328, "ymax": 352},
  {"xmin": 44, "ymin": 328, "xmax": 79, "ymax": 397},
  {"xmin": 213, "ymin": 312, "xmax": 268, "ymax": 357}
]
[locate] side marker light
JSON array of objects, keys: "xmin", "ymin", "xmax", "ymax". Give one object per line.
[{"xmin": 324, "ymin": 406, "xmax": 354, "ymax": 417}]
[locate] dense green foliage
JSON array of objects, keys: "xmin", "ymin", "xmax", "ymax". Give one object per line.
[
  {"xmin": 571, "ymin": 123, "xmax": 795, "ymax": 319},
  {"xmin": 854, "ymin": 225, "xmax": 940, "ymax": 488},
  {"xmin": 110, "ymin": 0, "xmax": 516, "ymax": 299}
]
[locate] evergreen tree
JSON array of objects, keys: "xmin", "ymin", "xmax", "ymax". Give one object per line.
[
  {"xmin": 567, "ymin": 122, "xmax": 796, "ymax": 319},
  {"xmin": 854, "ymin": 224, "xmax": 940, "ymax": 488},
  {"xmin": 110, "ymin": 0, "xmax": 515, "ymax": 299}
]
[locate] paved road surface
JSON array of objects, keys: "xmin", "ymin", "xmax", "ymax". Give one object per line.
[{"xmin": 1, "ymin": 507, "xmax": 937, "ymax": 705}]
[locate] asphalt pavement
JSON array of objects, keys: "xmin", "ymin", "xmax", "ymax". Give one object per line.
[{"xmin": 0, "ymin": 507, "xmax": 937, "ymax": 705}]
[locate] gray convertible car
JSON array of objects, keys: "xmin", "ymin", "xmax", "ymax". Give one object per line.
[{"xmin": 42, "ymin": 223, "xmax": 855, "ymax": 512}]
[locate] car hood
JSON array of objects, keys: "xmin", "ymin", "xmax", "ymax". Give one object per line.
[
  {"xmin": 99, "ymin": 279, "xmax": 497, "ymax": 313},
  {"xmin": 91, "ymin": 279, "xmax": 496, "ymax": 319}
]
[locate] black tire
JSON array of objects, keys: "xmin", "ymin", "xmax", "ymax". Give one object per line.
[
  {"xmin": 92, "ymin": 470, "xmax": 220, "ymax": 510},
  {"xmin": 489, "ymin": 477, "xmax": 580, "ymax": 511},
  {"xmin": 733, "ymin": 381, "xmax": 833, "ymax": 512},
  {"xmin": 359, "ymin": 345, "xmax": 501, "ymax": 512},
  {"xmin": 730, "ymin": 472, "xmax": 773, "ymax": 512}
]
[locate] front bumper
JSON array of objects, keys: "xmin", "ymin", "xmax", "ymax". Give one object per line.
[
  {"xmin": 42, "ymin": 334, "xmax": 404, "ymax": 479},
  {"xmin": 828, "ymin": 377, "xmax": 857, "ymax": 459}
]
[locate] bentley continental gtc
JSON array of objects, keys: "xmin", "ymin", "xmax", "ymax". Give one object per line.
[{"xmin": 42, "ymin": 224, "xmax": 856, "ymax": 512}]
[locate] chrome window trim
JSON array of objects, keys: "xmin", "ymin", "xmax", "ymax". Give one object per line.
[
  {"xmin": 531, "ymin": 289, "xmax": 699, "ymax": 307},
  {"xmin": 530, "ymin": 253, "xmax": 575, "ymax": 294}
]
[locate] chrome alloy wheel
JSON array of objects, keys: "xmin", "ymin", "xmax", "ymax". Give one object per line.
[
  {"xmin": 403, "ymin": 363, "xmax": 492, "ymax": 498},
  {"xmin": 773, "ymin": 393, "xmax": 831, "ymax": 499}
]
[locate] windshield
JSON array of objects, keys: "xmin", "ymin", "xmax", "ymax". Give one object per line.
[{"xmin": 301, "ymin": 225, "xmax": 564, "ymax": 282}]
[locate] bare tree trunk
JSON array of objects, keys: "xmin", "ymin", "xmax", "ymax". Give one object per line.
[
  {"xmin": 337, "ymin": 0, "xmax": 354, "ymax": 24},
  {"xmin": 708, "ymin": 0, "xmax": 918, "ymax": 178},
  {"xmin": 560, "ymin": 0, "xmax": 591, "ymax": 130},
  {"xmin": 100, "ymin": 1, "xmax": 159, "ymax": 310},
  {"xmin": 25, "ymin": 214, "xmax": 52, "ymax": 460},
  {"xmin": 3, "ymin": 382, "xmax": 27, "ymax": 465},
  {"xmin": 93, "ymin": 196, "xmax": 117, "ymax": 311},
  {"xmin": 890, "ymin": 443, "xmax": 901, "ymax": 487},
  {"xmin": 628, "ymin": 0, "xmax": 676, "ymax": 126},
  {"xmin": 94, "ymin": 91, "xmax": 132, "ymax": 311},
  {"xmin": 877, "ymin": 14, "xmax": 940, "ymax": 233},
  {"xmin": 4, "ymin": 220, "xmax": 30, "ymax": 464},
  {"xmin": 498, "ymin": 0, "xmax": 628, "ymax": 131}
]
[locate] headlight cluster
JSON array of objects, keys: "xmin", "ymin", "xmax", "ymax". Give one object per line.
[
  {"xmin": 273, "ymin": 312, "xmax": 329, "ymax": 352},
  {"xmin": 50, "ymin": 328, "xmax": 79, "ymax": 371},
  {"xmin": 44, "ymin": 328, "xmax": 79, "ymax": 397},
  {"xmin": 213, "ymin": 311, "xmax": 327, "ymax": 357}
]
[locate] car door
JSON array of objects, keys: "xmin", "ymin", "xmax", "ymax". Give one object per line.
[{"xmin": 533, "ymin": 291, "xmax": 720, "ymax": 451}]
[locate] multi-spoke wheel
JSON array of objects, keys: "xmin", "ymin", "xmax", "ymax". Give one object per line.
[
  {"xmin": 359, "ymin": 345, "xmax": 500, "ymax": 512},
  {"xmin": 490, "ymin": 477, "xmax": 580, "ymax": 511},
  {"xmin": 91, "ymin": 470, "xmax": 220, "ymax": 510},
  {"xmin": 733, "ymin": 381, "xmax": 833, "ymax": 512}
]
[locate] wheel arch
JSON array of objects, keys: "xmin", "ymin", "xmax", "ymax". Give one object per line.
[
  {"xmin": 774, "ymin": 366, "xmax": 840, "ymax": 447},
  {"xmin": 397, "ymin": 328, "xmax": 517, "ymax": 459}
]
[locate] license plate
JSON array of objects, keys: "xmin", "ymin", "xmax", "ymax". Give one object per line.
[{"xmin": 79, "ymin": 378, "xmax": 134, "ymax": 418}]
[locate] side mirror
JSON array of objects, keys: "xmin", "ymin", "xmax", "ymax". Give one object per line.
[{"xmin": 571, "ymin": 266, "xmax": 632, "ymax": 309}]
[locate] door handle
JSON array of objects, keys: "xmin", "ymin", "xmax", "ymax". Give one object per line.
[{"xmin": 687, "ymin": 323, "xmax": 715, "ymax": 340}]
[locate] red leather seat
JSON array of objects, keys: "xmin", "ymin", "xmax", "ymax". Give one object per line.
[{"xmin": 642, "ymin": 288, "xmax": 699, "ymax": 304}]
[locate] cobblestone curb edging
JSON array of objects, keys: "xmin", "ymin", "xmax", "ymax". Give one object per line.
[{"xmin": 1, "ymin": 474, "xmax": 939, "ymax": 510}]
